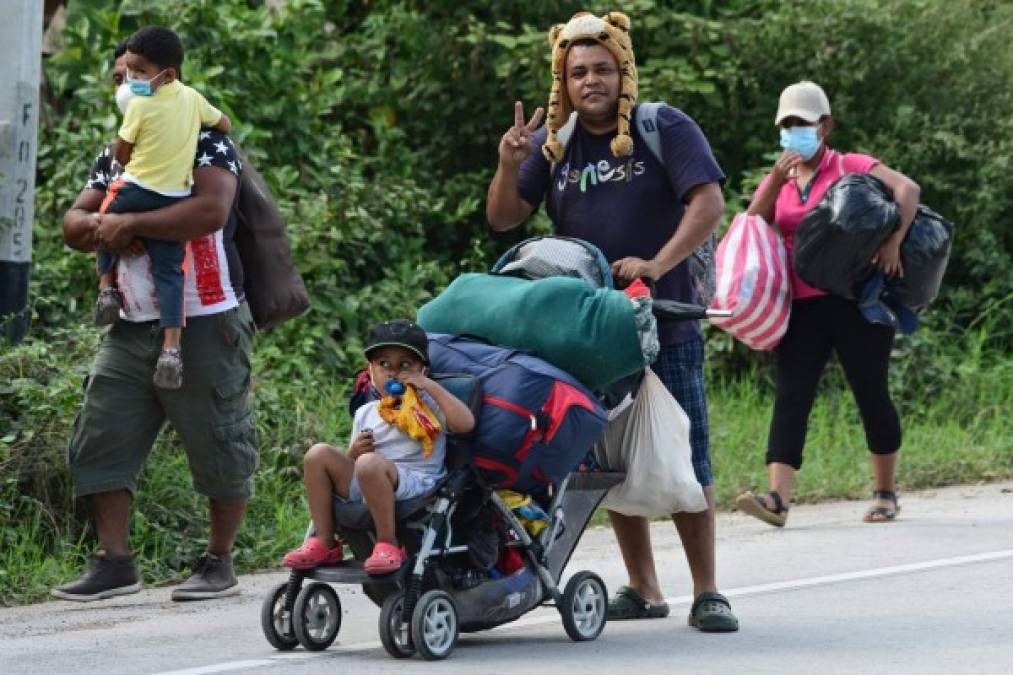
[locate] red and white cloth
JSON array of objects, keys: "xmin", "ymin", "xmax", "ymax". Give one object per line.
[
  {"xmin": 116, "ymin": 231, "xmax": 239, "ymax": 322},
  {"xmin": 708, "ymin": 213, "xmax": 791, "ymax": 351}
]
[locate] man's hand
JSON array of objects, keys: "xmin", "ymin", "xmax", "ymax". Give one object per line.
[
  {"xmin": 498, "ymin": 101, "xmax": 545, "ymax": 170},
  {"xmin": 96, "ymin": 212, "xmax": 138, "ymax": 253},
  {"xmin": 348, "ymin": 430, "xmax": 375, "ymax": 461},
  {"xmin": 611, "ymin": 256, "xmax": 661, "ymax": 283},
  {"xmin": 872, "ymin": 237, "xmax": 904, "ymax": 278},
  {"xmin": 80, "ymin": 212, "xmax": 102, "ymax": 249}
]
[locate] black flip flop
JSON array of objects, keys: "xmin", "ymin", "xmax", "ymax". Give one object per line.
[{"xmin": 607, "ymin": 585, "xmax": 670, "ymax": 620}]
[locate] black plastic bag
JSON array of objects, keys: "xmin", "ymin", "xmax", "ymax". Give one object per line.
[
  {"xmin": 793, "ymin": 173, "xmax": 899, "ymax": 299},
  {"xmin": 888, "ymin": 205, "xmax": 954, "ymax": 310}
]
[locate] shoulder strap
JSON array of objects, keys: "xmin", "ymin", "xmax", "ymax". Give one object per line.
[
  {"xmin": 550, "ymin": 112, "xmax": 580, "ymax": 173},
  {"xmin": 550, "ymin": 104, "xmax": 667, "ymax": 172},
  {"xmin": 556, "ymin": 112, "xmax": 579, "ymax": 150},
  {"xmin": 634, "ymin": 102, "xmax": 665, "ymax": 166}
]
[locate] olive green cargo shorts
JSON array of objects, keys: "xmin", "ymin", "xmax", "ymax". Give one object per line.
[{"xmin": 68, "ymin": 303, "xmax": 258, "ymax": 502}]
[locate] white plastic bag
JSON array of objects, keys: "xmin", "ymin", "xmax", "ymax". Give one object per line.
[{"xmin": 595, "ymin": 369, "xmax": 707, "ymax": 516}]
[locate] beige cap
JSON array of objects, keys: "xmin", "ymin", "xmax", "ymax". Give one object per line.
[{"xmin": 774, "ymin": 81, "xmax": 831, "ymax": 126}]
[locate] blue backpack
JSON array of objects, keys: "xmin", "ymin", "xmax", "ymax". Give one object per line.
[{"xmin": 427, "ymin": 333, "xmax": 607, "ymax": 492}]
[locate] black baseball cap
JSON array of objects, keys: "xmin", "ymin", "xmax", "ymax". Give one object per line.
[{"xmin": 364, "ymin": 319, "xmax": 429, "ymax": 364}]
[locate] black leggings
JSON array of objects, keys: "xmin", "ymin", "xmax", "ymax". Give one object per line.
[{"xmin": 767, "ymin": 295, "xmax": 901, "ymax": 469}]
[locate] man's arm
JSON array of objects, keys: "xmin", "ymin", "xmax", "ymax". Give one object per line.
[
  {"xmin": 96, "ymin": 165, "xmax": 238, "ymax": 252},
  {"xmin": 487, "ymin": 162, "xmax": 536, "ymax": 231},
  {"xmin": 63, "ymin": 189, "xmax": 106, "ymax": 252},
  {"xmin": 486, "ymin": 101, "xmax": 544, "ymax": 232},
  {"xmin": 611, "ymin": 182, "xmax": 725, "ymax": 282}
]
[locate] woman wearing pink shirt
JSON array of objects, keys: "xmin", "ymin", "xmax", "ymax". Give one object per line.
[{"xmin": 735, "ymin": 81, "xmax": 921, "ymax": 527}]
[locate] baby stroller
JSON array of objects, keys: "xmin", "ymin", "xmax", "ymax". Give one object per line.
[
  {"xmin": 260, "ymin": 371, "xmax": 626, "ymax": 660},
  {"xmin": 261, "ymin": 236, "xmax": 724, "ymax": 660}
]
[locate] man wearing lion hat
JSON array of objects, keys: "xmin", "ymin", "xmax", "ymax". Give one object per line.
[{"xmin": 487, "ymin": 11, "xmax": 737, "ymax": 632}]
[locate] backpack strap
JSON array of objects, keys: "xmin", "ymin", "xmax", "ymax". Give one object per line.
[
  {"xmin": 635, "ymin": 102, "xmax": 718, "ymax": 305},
  {"xmin": 549, "ymin": 112, "xmax": 580, "ymax": 174},
  {"xmin": 633, "ymin": 102, "xmax": 665, "ymax": 166},
  {"xmin": 551, "ymin": 104, "xmax": 666, "ymax": 172}
]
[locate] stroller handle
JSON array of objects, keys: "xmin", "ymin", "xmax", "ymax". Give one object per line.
[
  {"xmin": 625, "ymin": 277, "xmax": 730, "ymax": 322},
  {"xmin": 653, "ymin": 299, "xmax": 730, "ymax": 322}
]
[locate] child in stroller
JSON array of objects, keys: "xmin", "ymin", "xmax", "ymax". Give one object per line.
[
  {"xmin": 280, "ymin": 319, "xmax": 476, "ymax": 574},
  {"xmin": 262, "ymin": 324, "xmax": 623, "ymax": 659}
]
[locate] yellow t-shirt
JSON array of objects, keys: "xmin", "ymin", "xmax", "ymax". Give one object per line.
[{"xmin": 118, "ymin": 80, "xmax": 222, "ymax": 195}]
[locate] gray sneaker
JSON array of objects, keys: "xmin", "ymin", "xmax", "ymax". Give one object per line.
[
  {"xmin": 171, "ymin": 552, "xmax": 240, "ymax": 601},
  {"xmin": 51, "ymin": 551, "xmax": 141, "ymax": 602},
  {"xmin": 153, "ymin": 348, "xmax": 183, "ymax": 389},
  {"xmin": 94, "ymin": 288, "xmax": 122, "ymax": 326}
]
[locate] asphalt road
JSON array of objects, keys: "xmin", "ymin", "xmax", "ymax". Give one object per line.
[{"xmin": 2, "ymin": 481, "xmax": 1011, "ymax": 674}]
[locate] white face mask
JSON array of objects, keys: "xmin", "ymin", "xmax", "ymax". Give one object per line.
[{"xmin": 115, "ymin": 82, "xmax": 136, "ymax": 114}]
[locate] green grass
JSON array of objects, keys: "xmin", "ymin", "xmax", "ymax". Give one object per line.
[{"xmin": 709, "ymin": 370, "xmax": 1013, "ymax": 508}]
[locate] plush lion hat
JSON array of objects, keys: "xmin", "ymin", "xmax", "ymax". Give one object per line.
[{"xmin": 543, "ymin": 11, "xmax": 638, "ymax": 163}]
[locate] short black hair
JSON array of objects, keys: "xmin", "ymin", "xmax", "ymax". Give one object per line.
[
  {"xmin": 126, "ymin": 26, "xmax": 184, "ymax": 74},
  {"xmin": 113, "ymin": 39, "xmax": 128, "ymax": 62}
]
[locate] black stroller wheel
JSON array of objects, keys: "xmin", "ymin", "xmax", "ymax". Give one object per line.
[
  {"xmin": 411, "ymin": 590, "xmax": 459, "ymax": 660},
  {"xmin": 260, "ymin": 582, "xmax": 298, "ymax": 651},
  {"xmin": 292, "ymin": 582, "xmax": 341, "ymax": 651},
  {"xmin": 378, "ymin": 592, "xmax": 416, "ymax": 658},
  {"xmin": 560, "ymin": 571, "xmax": 607, "ymax": 641}
]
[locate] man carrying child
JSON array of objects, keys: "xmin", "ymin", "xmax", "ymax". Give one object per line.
[
  {"xmin": 55, "ymin": 35, "xmax": 253, "ymax": 603},
  {"xmin": 96, "ymin": 26, "xmax": 231, "ymax": 389}
]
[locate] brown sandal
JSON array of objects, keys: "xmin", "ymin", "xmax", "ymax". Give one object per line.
[{"xmin": 735, "ymin": 490, "xmax": 789, "ymax": 527}]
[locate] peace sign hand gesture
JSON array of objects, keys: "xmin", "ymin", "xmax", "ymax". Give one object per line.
[{"xmin": 498, "ymin": 101, "xmax": 545, "ymax": 170}]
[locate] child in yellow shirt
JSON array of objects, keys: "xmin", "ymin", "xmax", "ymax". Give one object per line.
[{"xmin": 95, "ymin": 26, "xmax": 231, "ymax": 389}]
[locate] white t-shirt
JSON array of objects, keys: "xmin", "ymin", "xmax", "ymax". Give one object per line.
[
  {"xmin": 114, "ymin": 231, "xmax": 239, "ymax": 322},
  {"xmin": 350, "ymin": 392, "xmax": 447, "ymax": 479}
]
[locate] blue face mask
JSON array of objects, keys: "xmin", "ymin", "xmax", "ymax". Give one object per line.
[
  {"xmin": 125, "ymin": 70, "xmax": 164, "ymax": 97},
  {"xmin": 780, "ymin": 126, "xmax": 822, "ymax": 161}
]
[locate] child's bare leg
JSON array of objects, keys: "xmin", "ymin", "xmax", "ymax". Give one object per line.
[
  {"xmin": 303, "ymin": 443, "xmax": 355, "ymax": 547},
  {"xmin": 354, "ymin": 453, "xmax": 399, "ymax": 545},
  {"xmin": 162, "ymin": 326, "xmax": 182, "ymax": 351}
]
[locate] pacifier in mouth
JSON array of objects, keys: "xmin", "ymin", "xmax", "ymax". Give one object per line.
[{"xmin": 384, "ymin": 380, "xmax": 406, "ymax": 396}]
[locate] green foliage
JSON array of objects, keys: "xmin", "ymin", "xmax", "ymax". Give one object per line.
[{"xmin": 2, "ymin": 0, "xmax": 1010, "ymax": 605}]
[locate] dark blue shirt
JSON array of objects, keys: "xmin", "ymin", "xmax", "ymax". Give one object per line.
[{"xmin": 517, "ymin": 105, "xmax": 724, "ymax": 344}]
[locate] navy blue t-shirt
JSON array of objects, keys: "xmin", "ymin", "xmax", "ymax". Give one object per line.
[{"xmin": 517, "ymin": 105, "xmax": 724, "ymax": 345}]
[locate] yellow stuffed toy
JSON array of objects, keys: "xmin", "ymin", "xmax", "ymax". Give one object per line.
[
  {"xmin": 377, "ymin": 385, "xmax": 443, "ymax": 458},
  {"xmin": 543, "ymin": 11, "xmax": 638, "ymax": 163},
  {"xmin": 497, "ymin": 490, "xmax": 550, "ymax": 536}
]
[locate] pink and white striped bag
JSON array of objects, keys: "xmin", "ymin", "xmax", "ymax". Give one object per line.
[{"xmin": 708, "ymin": 213, "xmax": 792, "ymax": 351}]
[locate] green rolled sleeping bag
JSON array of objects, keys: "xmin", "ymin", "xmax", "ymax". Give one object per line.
[{"xmin": 417, "ymin": 273, "xmax": 644, "ymax": 391}]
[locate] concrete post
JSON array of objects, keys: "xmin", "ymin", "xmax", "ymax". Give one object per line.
[{"xmin": 0, "ymin": 1, "xmax": 44, "ymax": 345}]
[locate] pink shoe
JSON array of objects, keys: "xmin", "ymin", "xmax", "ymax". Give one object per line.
[
  {"xmin": 282, "ymin": 537, "xmax": 343, "ymax": 570},
  {"xmin": 364, "ymin": 542, "xmax": 406, "ymax": 575}
]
